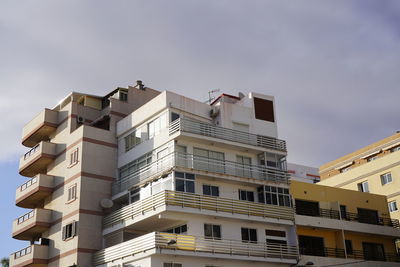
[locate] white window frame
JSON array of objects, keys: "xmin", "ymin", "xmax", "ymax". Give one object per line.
[
  {"xmin": 381, "ymin": 173, "xmax": 393, "ymax": 185},
  {"xmin": 67, "ymin": 183, "xmax": 77, "ymax": 203},
  {"xmin": 389, "ymin": 201, "xmax": 398, "ymax": 212},
  {"xmin": 357, "ymin": 181, "xmax": 369, "ymax": 192}
]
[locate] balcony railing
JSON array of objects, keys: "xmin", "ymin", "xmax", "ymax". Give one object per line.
[
  {"xmin": 170, "ymin": 118, "xmax": 287, "ymax": 152},
  {"xmin": 294, "ymin": 205, "xmax": 400, "ymax": 228},
  {"xmin": 342, "ymin": 211, "xmax": 400, "ymax": 228},
  {"xmin": 93, "ymin": 232, "xmax": 298, "ymax": 266},
  {"xmin": 24, "ymin": 144, "xmax": 40, "ymax": 160},
  {"xmin": 19, "ymin": 176, "xmax": 38, "ymax": 192},
  {"xmin": 10, "ymin": 244, "xmax": 49, "ymax": 266},
  {"xmin": 104, "ymin": 190, "xmax": 294, "ymax": 228},
  {"xmin": 17, "ymin": 210, "xmax": 35, "ymax": 224},
  {"xmin": 19, "ymin": 141, "xmax": 57, "ymax": 177},
  {"xmin": 300, "ymin": 247, "xmax": 400, "ymax": 262},
  {"xmin": 300, "ymin": 247, "xmax": 345, "ymax": 258},
  {"xmin": 295, "ymin": 206, "xmax": 340, "ymax": 220},
  {"xmin": 347, "ymin": 249, "xmax": 400, "ymax": 262},
  {"xmin": 114, "ymin": 152, "xmax": 289, "ymax": 194}
]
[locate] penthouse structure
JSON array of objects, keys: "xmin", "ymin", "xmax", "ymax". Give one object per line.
[{"xmin": 11, "ymin": 82, "xmax": 298, "ymax": 267}]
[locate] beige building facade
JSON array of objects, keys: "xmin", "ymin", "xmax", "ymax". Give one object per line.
[{"xmin": 318, "ymin": 133, "xmax": 400, "ymax": 222}]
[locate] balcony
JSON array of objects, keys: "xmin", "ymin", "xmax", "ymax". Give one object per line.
[
  {"xmin": 104, "ymin": 190, "xmax": 294, "ymax": 231},
  {"xmin": 295, "ymin": 206, "xmax": 400, "ymax": 228},
  {"xmin": 300, "ymin": 247, "xmax": 400, "ymax": 263},
  {"xmin": 113, "ymin": 152, "xmax": 289, "ymax": 194},
  {"xmin": 12, "ymin": 209, "xmax": 52, "ymax": 240},
  {"xmin": 93, "ymin": 232, "xmax": 298, "ymax": 266},
  {"xmin": 10, "ymin": 245, "xmax": 48, "ymax": 267},
  {"xmin": 170, "ymin": 118, "xmax": 287, "ymax": 152},
  {"xmin": 16, "ymin": 174, "xmax": 54, "ymax": 208},
  {"xmin": 22, "ymin": 108, "xmax": 58, "ymax": 147},
  {"xmin": 19, "ymin": 141, "xmax": 57, "ymax": 177}
]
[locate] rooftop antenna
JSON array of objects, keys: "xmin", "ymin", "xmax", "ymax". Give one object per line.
[{"xmin": 205, "ymin": 89, "xmax": 220, "ymax": 104}]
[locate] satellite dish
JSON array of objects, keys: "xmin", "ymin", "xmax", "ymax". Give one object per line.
[
  {"xmin": 100, "ymin": 199, "xmax": 113, "ymax": 209},
  {"xmin": 238, "ymin": 92, "xmax": 245, "ymax": 99}
]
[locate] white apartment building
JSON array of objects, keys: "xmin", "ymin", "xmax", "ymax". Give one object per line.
[{"xmin": 10, "ymin": 82, "xmax": 298, "ymax": 267}]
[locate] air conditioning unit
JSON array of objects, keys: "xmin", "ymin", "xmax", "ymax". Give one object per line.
[
  {"xmin": 77, "ymin": 116, "xmax": 84, "ymax": 124},
  {"xmin": 209, "ymin": 108, "xmax": 219, "ymax": 118}
]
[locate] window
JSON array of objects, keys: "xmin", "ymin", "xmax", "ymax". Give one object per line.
[
  {"xmin": 166, "ymin": 224, "xmax": 187, "ymax": 234},
  {"xmin": 163, "ymin": 263, "xmax": 182, "ymax": 267},
  {"xmin": 62, "ymin": 221, "xmax": 78, "ymax": 240},
  {"xmin": 204, "ymin": 224, "xmax": 221, "ymax": 239},
  {"xmin": 340, "ymin": 205, "xmax": 348, "ymax": 220},
  {"xmin": 124, "ymin": 126, "xmax": 147, "ymax": 152},
  {"xmin": 193, "ymin": 148, "xmax": 224, "ymax": 173},
  {"xmin": 171, "ymin": 112, "xmax": 180, "ymax": 122},
  {"xmin": 175, "ymin": 172, "xmax": 195, "ymax": 193},
  {"xmin": 389, "ymin": 201, "xmax": 398, "ymax": 212},
  {"xmin": 119, "ymin": 152, "xmax": 153, "ymax": 180},
  {"xmin": 391, "ymin": 146, "xmax": 400, "ymax": 153},
  {"xmin": 258, "ymin": 186, "xmax": 291, "ymax": 207},
  {"xmin": 69, "ymin": 148, "xmax": 79, "ymax": 166},
  {"xmin": 345, "ymin": 240, "xmax": 353, "ymax": 254},
  {"xmin": 367, "ymin": 156, "xmax": 378, "ymax": 162},
  {"xmin": 381, "ymin": 173, "xmax": 392, "ymax": 185},
  {"xmin": 239, "ymin": 189, "xmax": 254, "ymax": 202},
  {"xmin": 203, "ymin": 184, "xmax": 219, "ymax": 197},
  {"xmin": 362, "ymin": 242, "xmax": 385, "ymax": 261},
  {"xmin": 254, "ymin": 97, "xmax": 275, "ymax": 122},
  {"xmin": 67, "ymin": 183, "xmax": 77, "ymax": 202},
  {"xmin": 357, "ymin": 181, "xmax": 369, "ymax": 192},
  {"xmin": 148, "ymin": 113, "xmax": 168, "ymax": 139},
  {"xmin": 119, "ymin": 90, "xmax": 128, "ymax": 101},
  {"xmin": 236, "ymin": 155, "xmax": 252, "ymax": 177},
  {"xmin": 129, "ymin": 187, "xmax": 140, "ymax": 203},
  {"xmin": 340, "ymin": 167, "xmax": 351, "ymax": 173},
  {"xmin": 241, "ymin": 228, "xmax": 257, "ymax": 243}
]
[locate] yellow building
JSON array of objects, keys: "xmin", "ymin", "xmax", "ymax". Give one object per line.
[
  {"xmin": 291, "ymin": 180, "xmax": 400, "ymax": 266},
  {"xmin": 318, "ymin": 133, "xmax": 400, "ymax": 222}
]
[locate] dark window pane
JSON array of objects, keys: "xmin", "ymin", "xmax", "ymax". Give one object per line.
[
  {"xmin": 175, "ymin": 172, "xmax": 184, "ymax": 178},
  {"xmin": 258, "ymin": 192, "xmax": 264, "ymax": 203},
  {"xmin": 203, "ymin": 185, "xmax": 211, "ymax": 195},
  {"xmin": 213, "ymin": 225, "xmax": 221, "ymax": 238},
  {"xmin": 241, "ymin": 228, "xmax": 249, "ymax": 241},
  {"xmin": 175, "ymin": 180, "xmax": 185, "ymax": 192},
  {"xmin": 240, "ymin": 190, "xmax": 246, "ymax": 200},
  {"xmin": 204, "ymin": 224, "xmax": 212, "ymax": 237},
  {"xmin": 171, "ymin": 112, "xmax": 180, "ymax": 122},
  {"xmin": 186, "ymin": 181, "xmax": 195, "ymax": 193},
  {"xmin": 247, "ymin": 191, "xmax": 254, "ymax": 202},
  {"xmin": 181, "ymin": 224, "xmax": 187, "ymax": 233},
  {"xmin": 185, "ymin": 173, "xmax": 195, "ymax": 180},
  {"xmin": 250, "ymin": 229, "xmax": 257, "ymax": 242},
  {"xmin": 211, "ymin": 186, "xmax": 219, "ymax": 196}
]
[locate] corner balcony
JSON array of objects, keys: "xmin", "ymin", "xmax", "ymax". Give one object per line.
[
  {"xmin": 10, "ymin": 245, "xmax": 48, "ymax": 267},
  {"xmin": 170, "ymin": 118, "xmax": 287, "ymax": 152},
  {"xmin": 93, "ymin": 232, "xmax": 298, "ymax": 266},
  {"xmin": 16, "ymin": 174, "xmax": 54, "ymax": 208},
  {"xmin": 295, "ymin": 206, "xmax": 400, "ymax": 237},
  {"xmin": 22, "ymin": 108, "xmax": 58, "ymax": 147},
  {"xmin": 19, "ymin": 141, "xmax": 57, "ymax": 177},
  {"xmin": 12, "ymin": 209, "xmax": 52, "ymax": 240},
  {"xmin": 104, "ymin": 190, "xmax": 294, "ymax": 233},
  {"xmin": 113, "ymin": 152, "xmax": 290, "ymax": 195}
]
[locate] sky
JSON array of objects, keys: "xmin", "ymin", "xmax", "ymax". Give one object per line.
[{"xmin": 1, "ymin": 0, "xmax": 400, "ymax": 258}]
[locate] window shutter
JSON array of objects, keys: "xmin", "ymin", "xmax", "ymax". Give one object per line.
[
  {"xmin": 72, "ymin": 221, "xmax": 77, "ymax": 237},
  {"xmin": 62, "ymin": 225, "xmax": 66, "ymax": 240}
]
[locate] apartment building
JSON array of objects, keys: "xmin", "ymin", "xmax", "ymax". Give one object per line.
[
  {"xmin": 10, "ymin": 83, "xmax": 298, "ymax": 267},
  {"xmin": 291, "ymin": 180, "xmax": 400, "ymax": 266},
  {"xmin": 318, "ymin": 133, "xmax": 400, "ymax": 222}
]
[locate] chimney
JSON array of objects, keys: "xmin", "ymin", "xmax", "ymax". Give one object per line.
[{"xmin": 136, "ymin": 80, "xmax": 145, "ymax": 90}]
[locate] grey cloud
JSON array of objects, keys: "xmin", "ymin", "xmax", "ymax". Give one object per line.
[{"xmin": 0, "ymin": 0, "xmax": 399, "ymax": 167}]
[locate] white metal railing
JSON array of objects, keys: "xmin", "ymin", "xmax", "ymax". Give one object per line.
[
  {"xmin": 170, "ymin": 118, "xmax": 287, "ymax": 152},
  {"xmin": 23, "ymin": 143, "xmax": 40, "ymax": 160},
  {"xmin": 104, "ymin": 190, "xmax": 294, "ymax": 228},
  {"xmin": 93, "ymin": 232, "xmax": 298, "ymax": 266},
  {"xmin": 19, "ymin": 176, "xmax": 38, "ymax": 192},
  {"xmin": 113, "ymin": 152, "xmax": 289, "ymax": 194},
  {"xmin": 14, "ymin": 245, "xmax": 32, "ymax": 259},
  {"xmin": 17, "ymin": 210, "xmax": 35, "ymax": 224}
]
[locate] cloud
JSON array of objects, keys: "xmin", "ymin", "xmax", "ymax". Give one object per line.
[{"xmin": 0, "ymin": 0, "xmax": 399, "ymax": 166}]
